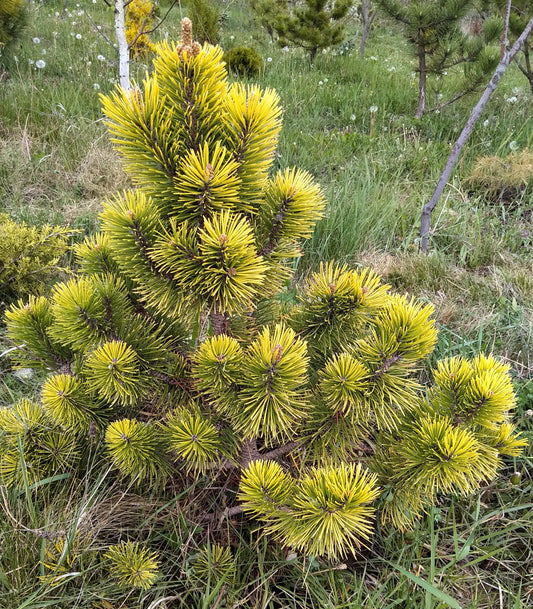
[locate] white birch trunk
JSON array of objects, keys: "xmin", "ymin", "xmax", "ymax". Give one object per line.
[{"xmin": 114, "ymin": 0, "xmax": 130, "ymax": 92}]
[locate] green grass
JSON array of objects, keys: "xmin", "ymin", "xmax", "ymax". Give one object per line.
[{"xmin": 0, "ymin": 1, "xmax": 532, "ymax": 607}]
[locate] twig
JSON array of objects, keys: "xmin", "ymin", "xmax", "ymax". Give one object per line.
[
  {"xmin": 262, "ymin": 441, "xmax": 300, "ymax": 461},
  {"xmin": 501, "ymin": 0, "xmax": 512, "ymax": 59},
  {"xmin": 83, "ymin": 7, "xmax": 117, "ymax": 50},
  {"xmin": 129, "ymin": 0, "xmax": 180, "ymax": 45}
]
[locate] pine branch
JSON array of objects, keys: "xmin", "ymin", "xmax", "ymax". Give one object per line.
[
  {"xmin": 3, "ymin": 337, "xmax": 66, "ymax": 371},
  {"xmin": 239, "ymin": 437, "xmax": 261, "ymax": 468},
  {"xmin": 262, "ymin": 441, "xmax": 301, "ymax": 460},
  {"xmin": 259, "ymin": 189, "xmax": 295, "ymax": 256},
  {"xmin": 372, "ymin": 353, "xmax": 402, "ymax": 380},
  {"xmin": 209, "ymin": 309, "xmax": 229, "ymax": 336}
]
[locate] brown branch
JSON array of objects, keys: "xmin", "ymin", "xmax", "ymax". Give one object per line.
[
  {"xmin": 221, "ymin": 505, "xmax": 243, "ymax": 520},
  {"xmin": 126, "ymin": 1, "xmax": 158, "ymax": 50},
  {"xmin": 259, "ymin": 190, "xmax": 295, "ymax": 256},
  {"xmin": 209, "ymin": 309, "xmax": 229, "ymax": 336},
  {"xmin": 239, "ymin": 437, "xmax": 261, "ymax": 469},
  {"xmin": 372, "ymin": 353, "xmax": 402, "ymax": 380},
  {"xmin": 262, "ymin": 441, "xmax": 301, "ymax": 461},
  {"xmin": 140, "ymin": 0, "xmax": 180, "ymax": 37}
]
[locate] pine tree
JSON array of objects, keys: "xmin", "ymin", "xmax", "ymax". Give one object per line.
[
  {"xmin": 250, "ymin": 0, "xmax": 287, "ymax": 43},
  {"xmin": 253, "ymin": 0, "xmax": 354, "ymax": 61},
  {"xmin": 2, "ymin": 19, "xmax": 526, "ymax": 561},
  {"xmin": 376, "ymin": 0, "xmax": 501, "ymax": 117}
]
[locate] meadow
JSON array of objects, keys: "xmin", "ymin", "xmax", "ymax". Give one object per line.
[{"xmin": 0, "ymin": 1, "xmax": 532, "ymax": 607}]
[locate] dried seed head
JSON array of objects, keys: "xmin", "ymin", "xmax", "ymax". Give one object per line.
[
  {"xmin": 192, "ymin": 41, "xmax": 202, "ymax": 56},
  {"xmin": 181, "ymin": 18, "xmax": 192, "ymax": 48},
  {"xmin": 177, "ymin": 19, "xmax": 201, "ymax": 59}
]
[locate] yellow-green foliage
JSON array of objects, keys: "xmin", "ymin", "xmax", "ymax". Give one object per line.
[
  {"xmin": 0, "ymin": 399, "xmax": 80, "ymax": 488},
  {"xmin": 0, "ymin": 0, "xmax": 25, "ymax": 59},
  {"xmin": 104, "ymin": 541, "xmax": 160, "ymax": 590},
  {"xmin": 239, "ymin": 461, "xmax": 380, "ymax": 560},
  {"xmin": 193, "ymin": 544, "xmax": 236, "ymax": 584},
  {"xmin": 466, "ymin": 149, "xmax": 533, "ymax": 202},
  {"xmin": 125, "ymin": 0, "xmax": 155, "ymax": 59},
  {"xmin": 3, "ymin": 20, "xmax": 527, "ymax": 561},
  {"xmin": 0, "ymin": 214, "xmax": 72, "ymax": 305}
]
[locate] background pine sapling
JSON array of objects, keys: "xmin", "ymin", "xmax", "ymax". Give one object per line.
[{"xmin": 253, "ymin": 0, "xmax": 354, "ymax": 61}]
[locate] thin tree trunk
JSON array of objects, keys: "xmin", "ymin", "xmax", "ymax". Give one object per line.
[
  {"xmin": 360, "ymin": 0, "xmax": 376, "ymax": 59},
  {"xmin": 522, "ymin": 41, "xmax": 533, "ymax": 93},
  {"xmin": 114, "ymin": 0, "xmax": 130, "ymax": 92},
  {"xmin": 415, "ymin": 44, "xmax": 426, "ymax": 118},
  {"xmin": 239, "ymin": 438, "xmax": 261, "ymax": 469},
  {"xmin": 210, "ymin": 309, "xmax": 229, "ymax": 336},
  {"xmin": 419, "ymin": 13, "xmax": 533, "ymax": 252}
]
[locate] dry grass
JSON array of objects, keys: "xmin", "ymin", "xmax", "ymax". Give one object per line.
[
  {"xmin": 0, "ymin": 128, "xmax": 129, "ymax": 226},
  {"xmin": 466, "ymin": 149, "xmax": 533, "ymax": 202}
]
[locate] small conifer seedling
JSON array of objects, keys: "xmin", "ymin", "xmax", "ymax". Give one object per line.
[{"xmin": 2, "ymin": 19, "xmax": 527, "ymax": 562}]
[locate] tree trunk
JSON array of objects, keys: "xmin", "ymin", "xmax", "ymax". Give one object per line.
[
  {"xmin": 523, "ymin": 41, "xmax": 533, "ymax": 93},
  {"xmin": 419, "ymin": 15, "xmax": 533, "ymax": 252},
  {"xmin": 415, "ymin": 43, "xmax": 426, "ymax": 118},
  {"xmin": 210, "ymin": 309, "xmax": 229, "ymax": 336},
  {"xmin": 239, "ymin": 438, "xmax": 261, "ymax": 469},
  {"xmin": 114, "ymin": 0, "xmax": 130, "ymax": 92},
  {"xmin": 360, "ymin": 0, "xmax": 376, "ymax": 59}
]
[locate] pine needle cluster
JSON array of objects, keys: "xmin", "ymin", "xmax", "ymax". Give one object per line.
[{"xmin": 2, "ymin": 19, "xmax": 526, "ymax": 563}]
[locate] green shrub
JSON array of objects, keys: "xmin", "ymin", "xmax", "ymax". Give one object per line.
[
  {"xmin": 2, "ymin": 19, "xmax": 526, "ymax": 563},
  {"xmin": 223, "ymin": 45, "xmax": 263, "ymax": 78},
  {"xmin": 0, "ymin": 214, "xmax": 72, "ymax": 307},
  {"xmin": 0, "ymin": 0, "xmax": 26, "ymax": 67}
]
